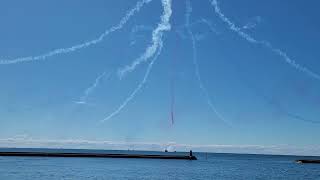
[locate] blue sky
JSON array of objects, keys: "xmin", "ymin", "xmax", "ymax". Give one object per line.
[{"xmin": 0, "ymin": 0, "xmax": 320, "ymax": 155}]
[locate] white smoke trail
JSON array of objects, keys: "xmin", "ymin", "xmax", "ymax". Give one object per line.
[
  {"xmin": 183, "ymin": 18, "xmax": 219, "ymax": 34},
  {"xmin": 242, "ymin": 23, "xmax": 256, "ymax": 30},
  {"xmin": 75, "ymin": 71, "xmax": 111, "ymax": 104},
  {"xmin": 185, "ymin": 0, "xmax": 231, "ymax": 126},
  {"xmin": 198, "ymin": 18, "xmax": 219, "ymax": 34},
  {"xmin": 118, "ymin": 0, "xmax": 172, "ymax": 78},
  {"xmin": 0, "ymin": 0, "xmax": 153, "ymax": 65},
  {"xmin": 131, "ymin": 25, "xmax": 154, "ymax": 34},
  {"xmin": 100, "ymin": 42, "xmax": 163, "ymax": 123},
  {"xmin": 130, "ymin": 25, "xmax": 154, "ymax": 45},
  {"xmin": 209, "ymin": 0, "xmax": 320, "ymax": 80},
  {"xmin": 176, "ymin": 18, "xmax": 219, "ymax": 40},
  {"xmin": 242, "ymin": 16, "xmax": 261, "ymax": 30}
]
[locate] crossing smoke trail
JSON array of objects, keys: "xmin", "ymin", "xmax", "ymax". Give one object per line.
[
  {"xmin": 185, "ymin": 0, "xmax": 231, "ymax": 126},
  {"xmin": 101, "ymin": 0, "xmax": 172, "ymax": 123},
  {"xmin": 176, "ymin": 18, "xmax": 219, "ymax": 40},
  {"xmin": 0, "ymin": 0, "xmax": 153, "ymax": 65},
  {"xmin": 118, "ymin": 0, "xmax": 172, "ymax": 78},
  {"xmin": 101, "ymin": 42, "xmax": 163, "ymax": 123},
  {"xmin": 75, "ymin": 71, "xmax": 111, "ymax": 104},
  {"xmin": 209, "ymin": 0, "xmax": 320, "ymax": 81},
  {"xmin": 197, "ymin": 19, "xmax": 219, "ymax": 35}
]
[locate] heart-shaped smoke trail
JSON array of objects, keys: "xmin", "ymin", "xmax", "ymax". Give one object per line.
[
  {"xmin": 101, "ymin": 0, "xmax": 173, "ymax": 123},
  {"xmin": 100, "ymin": 41, "xmax": 163, "ymax": 123},
  {"xmin": 118, "ymin": 0, "xmax": 173, "ymax": 79}
]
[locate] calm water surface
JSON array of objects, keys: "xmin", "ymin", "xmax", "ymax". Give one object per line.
[{"xmin": 0, "ymin": 148, "xmax": 319, "ymax": 180}]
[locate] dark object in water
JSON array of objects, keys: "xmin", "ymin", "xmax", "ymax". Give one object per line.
[
  {"xmin": 296, "ymin": 159, "xmax": 320, "ymax": 164},
  {"xmin": 0, "ymin": 151, "xmax": 197, "ymax": 160}
]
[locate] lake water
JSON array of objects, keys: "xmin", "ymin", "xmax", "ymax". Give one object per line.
[{"xmin": 0, "ymin": 148, "xmax": 319, "ymax": 179}]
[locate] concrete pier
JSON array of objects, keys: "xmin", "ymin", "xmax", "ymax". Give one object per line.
[{"xmin": 0, "ymin": 151, "xmax": 197, "ymax": 160}]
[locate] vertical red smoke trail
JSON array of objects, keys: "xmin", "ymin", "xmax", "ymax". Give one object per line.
[
  {"xmin": 170, "ymin": 74, "xmax": 175, "ymax": 125},
  {"xmin": 169, "ymin": 44, "xmax": 177, "ymax": 126}
]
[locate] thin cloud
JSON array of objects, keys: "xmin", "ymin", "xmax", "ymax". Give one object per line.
[{"xmin": 1, "ymin": 137, "xmax": 319, "ymax": 156}]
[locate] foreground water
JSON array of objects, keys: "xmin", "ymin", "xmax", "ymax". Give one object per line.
[{"xmin": 0, "ymin": 148, "xmax": 319, "ymax": 180}]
